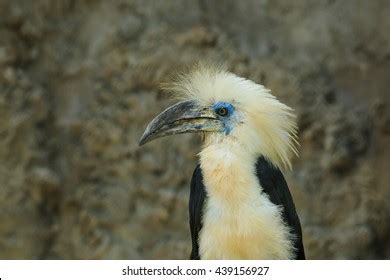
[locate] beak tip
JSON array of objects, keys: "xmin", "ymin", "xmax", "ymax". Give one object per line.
[
  {"xmin": 138, "ymin": 135, "xmax": 148, "ymax": 146},
  {"xmin": 139, "ymin": 129, "xmax": 154, "ymax": 146}
]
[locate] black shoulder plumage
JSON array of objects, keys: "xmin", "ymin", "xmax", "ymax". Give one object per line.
[
  {"xmin": 188, "ymin": 156, "xmax": 305, "ymax": 260},
  {"xmin": 189, "ymin": 165, "xmax": 206, "ymax": 260},
  {"xmin": 255, "ymin": 156, "xmax": 305, "ymax": 260}
]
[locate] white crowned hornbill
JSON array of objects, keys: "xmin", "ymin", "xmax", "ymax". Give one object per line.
[{"xmin": 139, "ymin": 66, "xmax": 305, "ymax": 260}]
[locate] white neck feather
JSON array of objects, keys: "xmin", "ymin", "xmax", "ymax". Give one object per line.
[
  {"xmin": 198, "ymin": 141, "xmax": 295, "ymax": 259},
  {"xmin": 199, "ymin": 141, "xmax": 259, "ymax": 205}
]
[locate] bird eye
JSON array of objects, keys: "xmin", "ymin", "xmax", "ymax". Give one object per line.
[{"xmin": 216, "ymin": 107, "xmax": 229, "ymax": 117}]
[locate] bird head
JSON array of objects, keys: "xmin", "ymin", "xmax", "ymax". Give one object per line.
[{"xmin": 139, "ymin": 66, "xmax": 298, "ymax": 169}]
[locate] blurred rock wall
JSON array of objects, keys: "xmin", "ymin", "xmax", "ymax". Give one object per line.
[{"xmin": 0, "ymin": 0, "xmax": 389, "ymax": 259}]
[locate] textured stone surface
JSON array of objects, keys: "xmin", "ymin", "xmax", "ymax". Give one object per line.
[{"xmin": 0, "ymin": 0, "xmax": 389, "ymax": 259}]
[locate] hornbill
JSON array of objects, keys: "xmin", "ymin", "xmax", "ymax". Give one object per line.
[{"xmin": 139, "ymin": 66, "xmax": 305, "ymax": 260}]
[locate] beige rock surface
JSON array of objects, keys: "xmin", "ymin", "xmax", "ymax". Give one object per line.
[{"xmin": 0, "ymin": 0, "xmax": 389, "ymax": 259}]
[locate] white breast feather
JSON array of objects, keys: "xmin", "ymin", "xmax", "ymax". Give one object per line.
[{"xmin": 198, "ymin": 144, "xmax": 295, "ymax": 259}]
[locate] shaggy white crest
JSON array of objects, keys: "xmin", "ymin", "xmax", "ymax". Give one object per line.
[{"xmin": 163, "ymin": 65, "xmax": 299, "ymax": 170}]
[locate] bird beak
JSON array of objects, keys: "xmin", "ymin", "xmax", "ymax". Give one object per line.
[{"xmin": 139, "ymin": 100, "xmax": 222, "ymax": 145}]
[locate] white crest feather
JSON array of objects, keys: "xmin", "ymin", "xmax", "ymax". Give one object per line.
[{"xmin": 162, "ymin": 65, "xmax": 299, "ymax": 170}]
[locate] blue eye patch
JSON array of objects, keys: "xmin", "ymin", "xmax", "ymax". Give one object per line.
[
  {"xmin": 211, "ymin": 102, "xmax": 236, "ymax": 134},
  {"xmin": 211, "ymin": 102, "xmax": 235, "ymax": 117}
]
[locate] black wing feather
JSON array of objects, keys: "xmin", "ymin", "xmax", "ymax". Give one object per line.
[
  {"xmin": 189, "ymin": 156, "xmax": 305, "ymax": 260},
  {"xmin": 189, "ymin": 165, "xmax": 206, "ymax": 260},
  {"xmin": 255, "ymin": 157, "xmax": 305, "ymax": 260}
]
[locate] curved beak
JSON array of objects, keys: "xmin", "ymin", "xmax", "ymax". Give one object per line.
[{"xmin": 139, "ymin": 100, "xmax": 222, "ymax": 146}]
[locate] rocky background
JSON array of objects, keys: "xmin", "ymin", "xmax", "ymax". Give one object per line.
[{"xmin": 0, "ymin": 0, "xmax": 389, "ymax": 259}]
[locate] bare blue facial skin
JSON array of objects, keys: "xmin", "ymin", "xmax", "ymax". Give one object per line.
[{"xmin": 211, "ymin": 102, "xmax": 236, "ymax": 135}]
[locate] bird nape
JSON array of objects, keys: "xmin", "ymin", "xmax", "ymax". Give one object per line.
[{"xmin": 139, "ymin": 66, "xmax": 305, "ymax": 260}]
